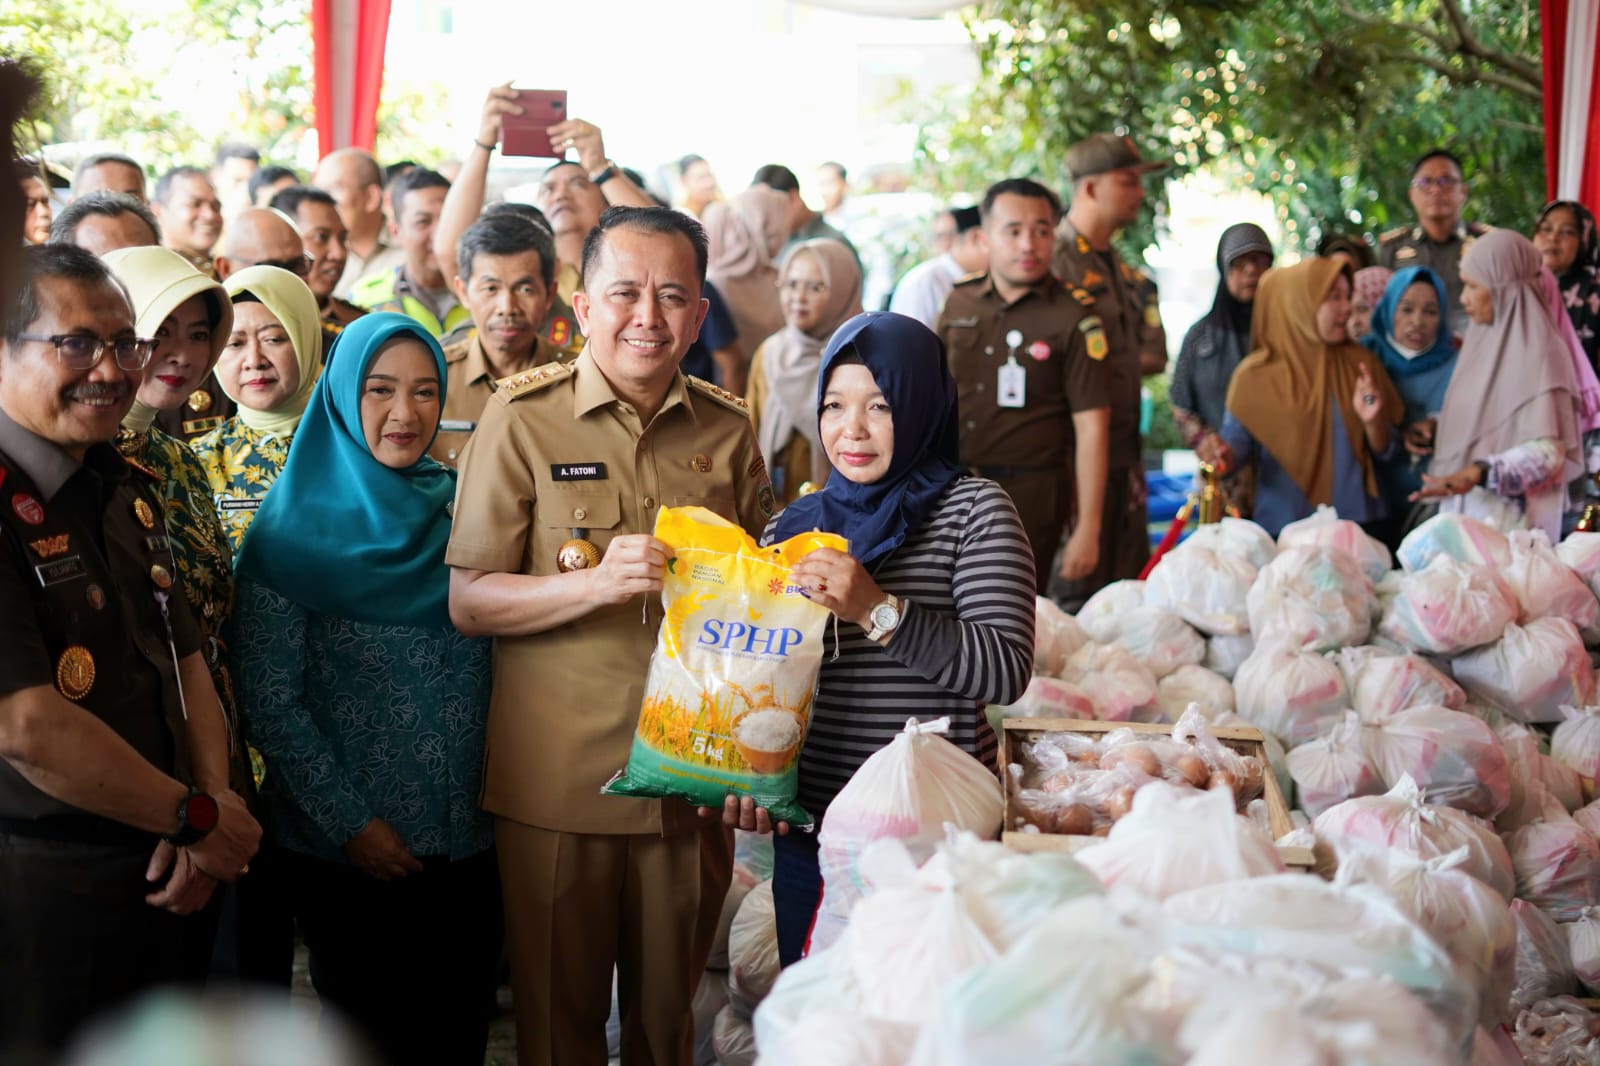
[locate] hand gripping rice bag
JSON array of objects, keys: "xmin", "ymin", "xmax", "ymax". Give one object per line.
[{"xmin": 603, "ymin": 507, "xmax": 844, "ymax": 828}]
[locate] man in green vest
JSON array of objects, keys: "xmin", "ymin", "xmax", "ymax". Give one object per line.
[{"xmin": 350, "ymin": 167, "xmax": 469, "ymax": 338}]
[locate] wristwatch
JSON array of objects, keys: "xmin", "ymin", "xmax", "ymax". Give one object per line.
[
  {"xmin": 166, "ymin": 788, "xmax": 219, "ymax": 847},
  {"xmin": 589, "ymin": 160, "xmax": 618, "ymax": 186},
  {"xmin": 865, "ymin": 594, "xmax": 902, "ymax": 642}
]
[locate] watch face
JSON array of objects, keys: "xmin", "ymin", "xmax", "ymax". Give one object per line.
[
  {"xmin": 188, "ymin": 791, "xmax": 220, "ymax": 832},
  {"xmin": 872, "ymin": 603, "xmax": 898, "ymax": 629}
]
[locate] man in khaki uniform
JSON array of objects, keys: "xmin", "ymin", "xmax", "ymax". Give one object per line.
[
  {"xmin": 1376, "ymin": 148, "xmax": 1488, "ymax": 341},
  {"xmin": 938, "ymin": 178, "xmax": 1112, "ymax": 593},
  {"xmin": 446, "ymin": 206, "xmax": 773, "ymax": 1066},
  {"xmin": 431, "ymin": 213, "xmax": 566, "ymax": 467},
  {"xmin": 1050, "ymin": 133, "xmax": 1169, "ymax": 607}
]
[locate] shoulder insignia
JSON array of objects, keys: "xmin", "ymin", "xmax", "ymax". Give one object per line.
[
  {"xmin": 1394, "ymin": 246, "xmax": 1419, "ymax": 261},
  {"xmin": 441, "ymin": 331, "xmax": 473, "ymax": 363},
  {"xmin": 1378, "ymin": 226, "xmax": 1409, "ymax": 244},
  {"xmin": 122, "ymin": 453, "xmax": 161, "ymax": 480},
  {"xmin": 1069, "ymin": 286, "xmax": 1097, "ymax": 309},
  {"xmin": 1079, "ymin": 316, "xmax": 1108, "ymax": 361},
  {"xmin": 1074, "ymin": 234, "xmax": 1090, "ymax": 255},
  {"xmin": 1080, "ymin": 268, "xmax": 1104, "ymax": 288},
  {"xmin": 687, "ymin": 375, "xmax": 749, "ymax": 414},
  {"xmin": 952, "ymin": 270, "xmax": 987, "ymax": 287},
  {"xmin": 1120, "ymin": 261, "xmax": 1145, "ymax": 284},
  {"xmin": 495, "ymin": 361, "xmax": 572, "ymax": 401}
]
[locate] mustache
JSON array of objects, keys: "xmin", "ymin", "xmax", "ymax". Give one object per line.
[{"xmin": 67, "ymin": 383, "xmax": 129, "ymax": 401}]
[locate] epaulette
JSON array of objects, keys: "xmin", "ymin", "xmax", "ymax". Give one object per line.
[
  {"xmin": 687, "ymin": 375, "xmax": 749, "ymax": 413},
  {"xmin": 495, "ymin": 361, "xmax": 572, "ymax": 402},
  {"xmin": 1069, "ymin": 286, "xmax": 1097, "ymax": 308},
  {"xmin": 441, "ymin": 329, "xmax": 473, "ymax": 363},
  {"xmin": 953, "ymin": 269, "xmax": 987, "ymax": 286},
  {"xmin": 1378, "ymin": 226, "xmax": 1410, "ymax": 244},
  {"xmin": 122, "ymin": 453, "xmax": 161, "ymax": 480}
]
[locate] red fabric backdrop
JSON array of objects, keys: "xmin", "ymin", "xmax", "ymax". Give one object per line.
[
  {"xmin": 1542, "ymin": 0, "xmax": 1600, "ymax": 206},
  {"xmin": 312, "ymin": 0, "xmax": 392, "ymax": 156}
]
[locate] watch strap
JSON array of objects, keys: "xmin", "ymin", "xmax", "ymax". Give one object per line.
[
  {"xmin": 590, "ymin": 161, "xmax": 618, "ymax": 186},
  {"xmin": 865, "ymin": 593, "xmax": 902, "ymax": 641}
]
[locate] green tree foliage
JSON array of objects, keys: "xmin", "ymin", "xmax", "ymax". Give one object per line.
[{"xmin": 915, "ymin": 0, "xmax": 1544, "ymax": 257}]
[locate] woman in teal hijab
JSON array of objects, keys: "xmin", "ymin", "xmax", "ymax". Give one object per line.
[{"xmin": 230, "ymin": 312, "xmax": 500, "ymax": 1066}]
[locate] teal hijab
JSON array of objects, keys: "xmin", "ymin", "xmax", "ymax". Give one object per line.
[{"xmin": 235, "ymin": 312, "xmax": 457, "ymax": 629}]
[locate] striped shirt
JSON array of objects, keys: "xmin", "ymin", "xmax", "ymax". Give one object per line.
[{"xmin": 763, "ymin": 476, "xmax": 1036, "ymax": 824}]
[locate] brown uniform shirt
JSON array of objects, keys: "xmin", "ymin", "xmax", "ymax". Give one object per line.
[
  {"xmin": 1052, "ymin": 218, "xmax": 1165, "ymax": 467},
  {"xmin": 430, "ymin": 328, "xmax": 562, "ymax": 468},
  {"xmin": 155, "ymin": 372, "xmax": 234, "ymax": 442},
  {"xmin": 443, "ymin": 351, "xmax": 775, "ymax": 835},
  {"xmin": 938, "ymin": 272, "xmax": 1110, "ymax": 469},
  {"xmin": 1377, "ymin": 220, "xmax": 1490, "ymax": 340}
]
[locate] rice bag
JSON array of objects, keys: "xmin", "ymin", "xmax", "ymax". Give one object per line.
[
  {"xmin": 1233, "ymin": 643, "xmax": 1348, "ymax": 746},
  {"xmin": 1452, "ymin": 618, "xmax": 1597, "ymax": 725},
  {"xmin": 1334, "ymin": 645, "xmax": 1466, "ymax": 721},
  {"xmin": 1076, "ymin": 579, "xmax": 1146, "ymax": 643},
  {"xmin": 1360, "ymin": 705, "xmax": 1511, "ymax": 820},
  {"xmin": 1278, "ymin": 503, "xmax": 1394, "ymax": 583},
  {"xmin": 1398, "ymin": 513, "xmax": 1513, "ymax": 572},
  {"xmin": 1204, "ymin": 632, "xmax": 1254, "ymax": 679},
  {"xmin": 1566, "ymin": 907, "xmax": 1600, "ymax": 994},
  {"xmin": 1142, "ymin": 543, "xmax": 1258, "ymax": 637},
  {"xmin": 1552, "ymin": 705, "xmax": 1600, "ymax": 780},
  {"xmin": 603, "ymin": 506, "xmax": 844, "ymax": 828},
  {"xmin": 1504, "ymin": 529, "xmax": 1600, "ymax": 636},
  {"xmin": 1032, "ymin": 596, "xmax": 1087, "ymax": 678},
  {"xmin": 814, "ymin": 718, "xmax": 1003, "ymax": 953},
  {"xmin": 1059, "ymin": 642, "xmax": 1161, "ymax": 723},
  {"xmin": 1378, "ymin": 554, "xmax": 1518, "ymax": 656},
  {"xmin": 1312, "ymin": 775, "xmax": 1516, "ymax": 899},
  {"xmin": 1287, "ymin": 711, "xmax": 1384, "ymax": 818},
  {"xmin": 1157, "ymin": 664, "xmax": 1235, "ymax": 723},
  {"xmin": 1247, "ymin": 545, "xmax": 1373, "ymax": 652},
  {"xmin": 1098, "ymin": 605, "xmax": 1207, "ymax": 679},
  {"xmin": 1181, "ymin": 515, "xmax": 1278, "ymax": 569},
  {"xmin": 1510, "ymin": 897, "xmax": 1578, "ymax": 1008},
  {"xmin": 1507, "ymin": 815, "xmax": 1600, "ymax": 922}
]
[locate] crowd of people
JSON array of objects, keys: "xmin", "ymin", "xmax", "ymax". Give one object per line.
[{"xmin": 3, "ymin": 60, "xmax": 1600, "ymax": 1066}]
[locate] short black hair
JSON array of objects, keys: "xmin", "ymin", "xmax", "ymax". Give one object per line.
[
  {"xmin": 247, "ymin": 165, "xmax": 298, "ymax": 203},
  {"xmin": 580, "ymin": 205, "xmax": 708, "ymax": 290},
  {"xmin": 215, "ymin": 142, "xmax": 260, "ymax": 167},
  {"xmin": 50, "ymin": 191, "xmax": 162, "ymax": 246},
  {"xmin": 389, "ymin": 167, "xmax": 449, "ymax": 223},
  {"xmin": 1316, "ymin": 231, "xmax": 1374, "ymax": 270},
  {"xmin": 4, "ymin": 243, "xmax": 128, "ymax": 343},
  {"xmin": 153, "ymin": 165, "xmax": 211, "ymax": 205},
  {"xmin": 678, "ymin": 153, "xmax": 706, "ymax": 176},
  {"xmin": 457, "ymin": 214, "xmax": 557, "ymax": 288},
  {"xmin": 384, "ymin": 160, "xmax": 419, "ymax": 186},
  {"xmin": 752, "ymin": 164, "xmax": 800, "ymax": 194},
  {"xmin": 1411, "ymin": 149, "xmax": 1465, "ymax": 179},
  {"xmin": 483, "ymin": 201, "xmax": 553, "ymax": 237},
  {"xmin": 72, "ymin": 151, "xmax": 143, "ymax": 190},
  {"xmin": 819, "ymin": 161, "xmax": 846, "ymax": 181},
  {"xmin": 980, "ymin": 178, "xmax": 1061, "ymax": 222},
  {"xmin": 949, "ymin": 205, "xmax": 982, "ymax": 233},
  {"xmin": 268, "ymin": 184, "xmax": 336, "ymax": 220}
]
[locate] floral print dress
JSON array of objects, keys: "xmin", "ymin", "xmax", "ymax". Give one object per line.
[{"xmin": 189, "ymin": 418, "xmax": 293, "ymax": 551}]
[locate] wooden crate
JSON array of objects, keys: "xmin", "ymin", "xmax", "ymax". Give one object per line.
[{"xmin": 1000, "ymin": 717, "xmax": 1316, "ymax": 870}]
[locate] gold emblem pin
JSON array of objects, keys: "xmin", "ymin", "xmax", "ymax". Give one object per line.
[
  {"xmin": 691, "ymin": 454, "xmax": 713, "ymax": 473},
  {"xmin": 556, "ymin": 538, "xmax": 600, "ymax": 572},
  {"xmin": 150, "ymin": 563, "xmax": 173, "ymax": 589},
  {"xmin": 133, "ymin": 498, "xmax": 155, "ymax": 529},
  {"xmin": 55, "ymin": 645, "xmax": 96, "ymax": 700},
  {"xmin": 86, "ymin": 584, "xmax": 106, "ymax": 610},
  {"xmin": 187, "ymin": 389, "xmax": 212, "ymax": 412}
]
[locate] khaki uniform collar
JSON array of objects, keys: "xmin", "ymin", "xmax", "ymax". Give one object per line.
[
  {"xmin": 461, "ymin": 331, "xmax": 554, "ymax": 390},
  {"xmin": 571, "ymin": 347, "xmax": 693, "ymax": 423}
]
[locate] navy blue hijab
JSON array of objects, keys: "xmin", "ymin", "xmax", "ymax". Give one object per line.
[{"xmin": 770, "ymin": 311, "xmax": 962, "ymax": 567}]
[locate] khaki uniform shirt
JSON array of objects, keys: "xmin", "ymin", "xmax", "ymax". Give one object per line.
[
  {"xmin": 430, "ymin": 328, "xmax": 562, "ymax": 468},
  {"xmin": 1377, "ymin": 220, "xmax": 1490, "ymax": 340},
  {"xmin": 1052, "ymin": 218, "xmax": 1164, "ymax": 468},
  {"xmin": 444, "ymin": 350, "xmax": 775, "ymax": 835},
  {"xmin": 937, "ymin": 272, "xmax": 1111, "ymax": 469}
]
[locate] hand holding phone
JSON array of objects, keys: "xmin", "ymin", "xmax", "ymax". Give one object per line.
[{"xmin": 501, "ymin": 89, "xmax": 568, "ymax": 159}]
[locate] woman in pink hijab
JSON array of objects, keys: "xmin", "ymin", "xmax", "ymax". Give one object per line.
[
  {"xmin": 702, "ymin": 185, "xmax": 790, "ymax": 366},
  {"xmin": 1414, "ymin": 229, "xmax": 1585, "ymax": 539},
  {"xmin": 1349, "ymin": 265, "xmax": 1393, "ymax": 341}
]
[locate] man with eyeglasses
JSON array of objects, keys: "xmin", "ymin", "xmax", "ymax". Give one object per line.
[
  {"xmin": 0, "ymin": 245, "xmax": 260, "ymax": 1059},
  {"xmin": 1378, "ymin": 149, "xmax": 1489, "ymax": 340}
]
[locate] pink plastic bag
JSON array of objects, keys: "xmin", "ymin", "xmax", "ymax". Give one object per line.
[
  {"xmin": 1247, "ymin": 545, "xmax": 1373, "ymax": 652},
  {"xmin": 1398, "ymin": 513, "xmax": 1513, "ymax": 572},
  {"xmin": 1378, "ymin": 555, "xmax": 1518, "ymax": 656},
  {"xmin": 1453, "ymin": 619, "xmax": 1597, "ymax": 725},
  {"xmin": 1234, "ymin": 642, "xmax": 1348, "ymax": 746},
  {"xmin": 1507, "ymin": 816, "xmax": 1600, "ymax": 922},
  {"xmin": 1504, "ymin": 530, "xmax": 1600, "ymax": 636},
  {"xmin": 1278, "ymin": 504, "xmax": 1393, "ymax": 583},
  {"xmin": 1360, "ymin": 705, "xmax": 1511, "ymax": 821},
  {"xmin": 1287, "ymin": 711, "xmax": 1384, "ymax": 818},
  {"xmin": 1059, "ymin": 642, "xmax": 1161, "ymax": 723},
  {"xmin": 1334, "ymin": 645, "xmax": 1466, "ymax": 721}
]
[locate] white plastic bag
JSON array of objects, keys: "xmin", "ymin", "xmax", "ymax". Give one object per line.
[
  {"xmin": 1398, "ymin": 513, "xmax": 1513, "ymax": 572},
  {"xmin": 1565, "ymin": 907, "xmax": 1600, "ymax": 994},
  {"xmin": 1333, "ymin": 645, "xmax": 1466, "ymax": 721},
  {"xmin": 1098, "ymin": 605, "xmax": 1207, "ymax": 679},
  {"xmin": 1143, "ymin": 543, "xmax": 1257, "ymax": 636},
  {"xmin": 1076, "ymin": 579, "xmax": 1146, "ymax": 643},
  {"xmin": 752, "ymin": 1008, "xmax": 915, "ymax": 1066},
  {"xmin": 1378, "ymin": 554, "xmax": 1518, "ymax": 655},
  {"xmin": 1452, "ymin": 618, "xmax": 1597, "ymax": 724},
  {"xmin": 728, "ymin": 880, "xmax": 778, "ymax": 1008},
  {"xmin": 1204, "ymin": 632, "xmax": 1254, "ymax": 680},
  {"xmin": 1575, "ymin": 800, "xmax": 1600, "ymax": 838},
  {"xmin": 1233, "ymin": 643, "xmax": 1348, "ymax": 746},
  {"xmin": 1247, "ymin": 545, "xmax": 1373, "ymax": 651},
  {"xmin": 988, "ymin": 674, "xmax": 1097, "ymax": 724},
  {"xmin": 814, "ymin": 717, "xmax": 1003, "ymax": 953},
  {"xmin": 1059, "ymin": 642, "xmax": 1161, "ymax": 723},
  {"xmin": 1498, "ymin": 724, "xmax": 1587, "ymax": 831},
  {"xmin": 1287, "ymin": 710, "xmax": 1384, "ymax": 818},
  {"xmin": 1504, "ymin": 529, "xmax": 1600, "ymax": 636},
  {"xmin": 913, "ymin": 832, "xmax": 1102, "ymax": 953},
  {"xmin": 1157, "ymin": 664, "xmax": 1235, "ymax": 723},
  {"xmin": 1510, "ymin": 897, "xmax": 1578, "ymax": 1008},
  {"xmin": 712, "ymin": 1002, "xmax": 757, "ymax": 1066},
  {"xmin": 1278, "ymin": 504, "xmax": 1393, "ymax": 583},
  {"xmin": 1551, "ymin": 705, "xmax": 1600, "ymax": 779},
  {"xmin": 1182, "ymin": 516, "xmax": 1278, "ymax": 569},
  {"xmin": 1507, "ymin": 814, "xmax": 1600, "ymax": 922},
  {"xmin": 1360, "ymin": 704, "xmax": 1511, "ymax": 820},
  {"xmin": 1032, "ymin": 596, "xmax": 1087, "ymax": 678}
]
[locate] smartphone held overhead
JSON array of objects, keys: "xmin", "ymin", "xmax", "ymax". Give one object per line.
[{"xmin": 502, "ymin": 89, "xmax": 568, "ymax": 158}]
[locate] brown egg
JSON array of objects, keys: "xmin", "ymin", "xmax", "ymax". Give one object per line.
[
  {"xmin": 1101, "ymin": 744, "xmax": 1160, "ymax": 778},
  {"xmin": 1173, "ymin": 752, "xmax": 1211, "ymax": 789},
  {"xmin": 1052, "ymin": 803, "xmax": 1095, "ymax": 835},
  {"xmin": 1208, "ymin": 769, "xmax": 1238, "ymax": 798},
  {"xmin": 1106, "ymin": 785, "xmax": 1137, "ymax": 820},
  {"xmin": 1237, "ymin": 757, "xmax": 1265, "ymax": 799}
]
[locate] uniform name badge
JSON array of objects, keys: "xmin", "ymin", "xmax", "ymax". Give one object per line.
[{"xmin": 998, "ymin": 328, "xmax": 1026, "ymax": 409}]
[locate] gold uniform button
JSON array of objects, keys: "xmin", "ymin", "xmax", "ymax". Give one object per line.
[
  {"xmin": 447, "ymin": 450, "xmax": 458, "ymax": 461},
  {"xmin": 573, "ymin": 507, "xmax": 587, "ymax": 521},
  {"xmin": 644, "ymin": 496, "xmax": 656, "ymax": 509}
]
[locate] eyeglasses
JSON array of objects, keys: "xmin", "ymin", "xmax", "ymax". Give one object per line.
[
  {"xmin": 1411, "ymin": 177, "xmax": 1464, "ymax": 191},
  {"xmin": 255, "ymin": 254, "xmax": 314, "ymax": 277},
  {"xmin": 15, "ymin": 332, "xmax": 156, "ymax": 371}
]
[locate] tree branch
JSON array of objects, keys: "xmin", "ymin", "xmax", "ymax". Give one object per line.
[
  {"xmin": 1435, "ymin": 0, "xmax": 1543, "ymax": 85},
  {"xmin": 1371, "ymin": 46, "xmax": 1541, "ymax": 100}
]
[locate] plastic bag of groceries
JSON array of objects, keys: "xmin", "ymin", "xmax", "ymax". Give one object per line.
[
  {"xmin": 1453, "ymin": 618, "xmax": 1597, "ymax": 725},
  {"xmin": 1566, "ymin": 907, "xmax": 1600, "ymax": 994},
  {"xmin": 914, "ymin": 832, "xmax": 1102, "ymax": 952},
  {"xmin": 1074, "ymin": 780, "xmax": 1283, "ymax": 900},
  {"xmin": 1511, "ymin": 996, "xmax": 1600, "ymax": 1066},
  {"xmin": 1288, "ymin": 711, "xmax": 1385, "ymax": 818},
  {"xmin": 1503, "ymin": 529, "xmax": 1600, "ymax": 637},
  {"xmin": 728, "ymin": 879, "xmax": 779, "ymax": 1008},
  {"xmin": 1334, "ymin": 645, "xmax": 1466, "ymax": 721},
  {"xmin": 1233, "ymin": 643, "xmax": 1348, "ymax": 746},
  {"xmin": 1278, "ymin": 504, "xmax": 1394, "ymax": 584},
  {"xmin": 1059, "ymin": 641, "xmax": 1162, "ymax": 723},
  {"xmin": 1378, "ymin": 554, "xmax": 1519, "ymax": 656},
  {"xmin": 754, "ymin": 929, "xmax": 862, "ymax": 1051},
  {"xmin": 1576, "ymin": 800, "xmax": 1600, "ymax": 838},
  {"xmin": 1551, "ymin": 705, "xmax": 1600, "ymax": 779},
  {"xmin": 1511, "ymin": 897, "xmax": 1579, "ymax": 1008},
  {"xmin": 1157, "ymin": 664, "xmax": 1235, "ymax": 723},
  {"xmin": 1506, "ymin": 814, "xmax": 1600, "ymax": 922},
  {"xmin": 1204, "ymin": 632, "xmax": 1254, "ymax": 680},
  {"xmin": 813, "ymin": 718, "xmax": 1003, "ymax": 953},
  {"xmin": 753, "ymin": 1008, "xmax": 914, "ymax": 1066},
  {"xmin": 1555, "ymin": 530, "xmax": 1600, "ymax": 604},
  {"xmin": 1096, "ymin": 605, "xmax": 1207, "ymax": 679},
  {"xmin": 1499, "ymin": 725, "xmax": 1587, "ymax": 831},
  {"xmin": 1032, "ymin": 596, "xmax": 1087, "ymax": 678},
  {"xmin": 1076, "ymin": 579, "xmax": 1146, "ymax": 643},
  {"xmin": 1312, "ymin": 775, "xmax": 1516, "ymax": 899},
  {"xmin": 1182, "ymin": 515, "xmax": 1279, "ymax": 569},
  {"xmin": 1335, "ymin": 842, "xmax": 1518, "ymax": 1027},
  {"xmin": 712, "ymin": 1003, "xmax": 757, "ymax": 1066},
  {"xmin": 1247, "ymin": 545, "xmax": 1373, "ymax": 651},
  {"xmin": 604, "ymin": 507, "xmax": 844, "ymax": 828},
  {"xmin": 988, "ymin": 674, "xmax": 1097, "ymax": 725},
  {"xmin": 1143, "ymin": 543, "xmax": 1257, "ymax": 636},
  {"xmin": 1360, "ymin": 704, "xmax": 1510, "ymax": 820},
  {"xmin": 1398, "ymin": 513, "xmax": 1513, "ymax": 572}
]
